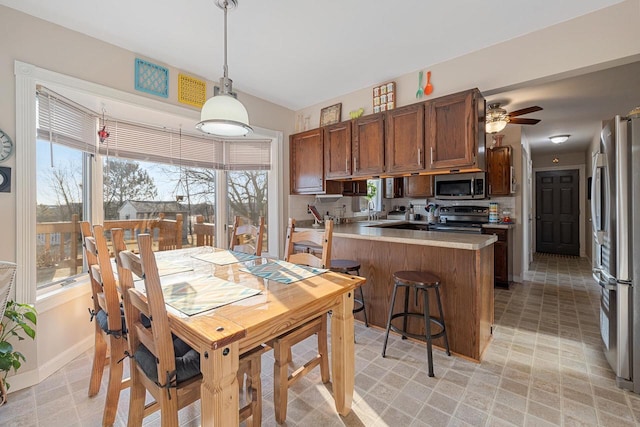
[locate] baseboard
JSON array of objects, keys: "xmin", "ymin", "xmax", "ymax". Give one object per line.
[{"xmin": 7, "ymin": 335, "xmax": 94, "ymax": 394}]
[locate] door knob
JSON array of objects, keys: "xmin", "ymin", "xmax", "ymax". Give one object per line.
[{"xmin": 535, "ymin": 216, "xmax": 541, "ymax": 220}]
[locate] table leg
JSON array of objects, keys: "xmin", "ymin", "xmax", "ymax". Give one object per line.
[
  {"xmin": 200, "ymin": 342, "xmax": 240, "ymax": 427},
  {"xmin": 331, "ymin": 290, "xmax": 355, "ymax": 415}
]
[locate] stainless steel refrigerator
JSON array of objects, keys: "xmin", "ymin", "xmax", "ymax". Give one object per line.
[{"xmin": 592, "ymin": 110, "xmax": 640, "ymax": 391}]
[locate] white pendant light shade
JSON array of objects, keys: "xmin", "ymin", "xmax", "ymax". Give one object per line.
[{"xmin": 197, "ymin": 94, "xmax": 252, "ymax": 137}]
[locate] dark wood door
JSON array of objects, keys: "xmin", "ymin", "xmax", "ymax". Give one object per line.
[
  {"xmin": 324, "ymin": 121, "xmax": 352, "ymax": 179},
  {"xmin": 535, "ymin": 170, "xmax": 580, "ymax": 256},
  {"xmin": 352, "ymin": 114, "xmax": 385, "ymax": 177},
  {"xmin": 385, "ymin": 103, "xmax": 425, "ymax": 173},
  {"xmin": 487, "ymin": 146, "xmax": 512, "ymax": 195},
  {"xmin": 290, "ymin": 129, "xmax": 324, "ymax": 194}
]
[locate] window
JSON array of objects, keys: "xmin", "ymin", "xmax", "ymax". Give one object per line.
[
  {"xmin": 226, "ymin": 170, "xmax": 268, "ymax": 249},
  {"xmin": 16, "ymin": 62, "xmax": 281, "ymax": 302}
]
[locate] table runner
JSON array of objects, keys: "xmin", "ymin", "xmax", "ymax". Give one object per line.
[
  {"xmin": 162, "ymin": 275, "xmax": 261, "ymax": 316},
  {"xmin": 240, "ymin": 260, "xmax": 328, "ymax": 284},
  {"xmin": 192, "ymin": 250, "xmax": 260, "ymax": 265}
]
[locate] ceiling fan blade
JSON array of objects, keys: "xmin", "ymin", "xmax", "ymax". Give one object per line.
[
  {"xmin": 508, "ymin": 106, "xmax": 543, "ymax": 117},
  {"xmin": 509, "ymin": 118, "xmax": 541, "ymax": 125}
]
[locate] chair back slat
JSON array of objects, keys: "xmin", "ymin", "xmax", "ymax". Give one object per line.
[
  {"xmin": 194, "ymin": 215, "xmax": 215, "ymax": 247},
  {"xmin": 91, "ymin": 225, "xmax": 122, "ymax": 333},
  {"xmin": 284, "ymin": 218, "xmax": 333, "ymax": 269},
  {"xmin": 229, "ymin": 216, "xmax": 265, "ymax": 256},
  {"xmin": 81, "ymin": 222, "xmax": 104, "ymax": 313},
  {"xmin": 119, "ymin": 234, "xmax": 177, "ymax": 383}
]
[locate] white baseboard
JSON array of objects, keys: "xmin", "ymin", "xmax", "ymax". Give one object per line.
[{"xmin": 7, "ymin": 335, "xmax": 94, "ymax": 394}]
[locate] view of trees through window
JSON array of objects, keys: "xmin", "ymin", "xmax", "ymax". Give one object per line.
[{"xmin": 36, "ymin": 139, "xmax": 269, "ymax": 289}]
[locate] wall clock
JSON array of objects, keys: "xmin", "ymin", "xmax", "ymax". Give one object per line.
[
  {"xmin": 0, "ymin": 166, "xmax": 10, "ymax": 192},
  {"xmin": 0, "ymin": 129, "xmax": 14, "ymax": 162}
]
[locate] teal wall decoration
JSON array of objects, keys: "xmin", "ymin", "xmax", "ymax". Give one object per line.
[{"xmin": 135, "ymin": 58, "xmax": 169, "ymax": 98}]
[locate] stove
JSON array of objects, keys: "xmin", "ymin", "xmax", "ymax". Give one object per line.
[{"xmin": 430, "ymin": 205, "xmax": 489, "ymax": 234}]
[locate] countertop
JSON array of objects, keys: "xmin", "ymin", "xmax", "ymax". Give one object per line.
[
  {"xmin": 298, "ymin": 220, "xmax": 497, "ymax": 250},
  {"xmin": 482, "ymin": 223, "xmax": 516, "ymax": 229}
]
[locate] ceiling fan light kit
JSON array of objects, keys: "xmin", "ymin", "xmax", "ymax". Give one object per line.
[
  {"xmin": 485, "ymin": 102, "xmax": 543, "ymax": 134},
  {"xmin": 549, "ymin": 135, "xmax": 570, "ymax": 144},
  {"xmin": 197, "ymin": 0, "xmax": 252, "ymax": 137}
]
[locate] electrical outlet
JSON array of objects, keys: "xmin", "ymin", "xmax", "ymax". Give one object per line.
[{"xmin": 307, "ymin": 204, "xmax": 312, "ymax": 214}]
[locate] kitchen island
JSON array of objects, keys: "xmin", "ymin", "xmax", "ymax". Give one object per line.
[{"xmin": 300, "ymin": 220, "xmax": 497, "ymax": 362}]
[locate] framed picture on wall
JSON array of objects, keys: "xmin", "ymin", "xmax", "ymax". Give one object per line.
[{"xmin": 319, "ymin": 103, "xmax": 342, "ymax": 127}]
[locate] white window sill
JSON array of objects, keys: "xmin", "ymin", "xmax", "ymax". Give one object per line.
[{"xmin": 36, "ymin": 274, "xmax": 91, "ymax": 313}]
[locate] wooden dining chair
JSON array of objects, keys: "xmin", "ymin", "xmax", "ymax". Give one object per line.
[
  {"xmin": 82, "ymin": 222, "xmax": 130, "ymax": 426},
  {"xmin": 271, "ymin": 218, "xmax": 333, "ymax": 424},
  {"xmin": 148, "ymin": 213, "xmax": 183, "ymax": 251},
  {"xmin": 229, "ymin": 215, "xmax": 265, "ymax": 256},
  {"xmin": 118, "ymin": 233, "xmax": 265, "ymax": 426},
  {"xmin": 193, "ymin": 215, "xmax": 215, "ymax": 247}
]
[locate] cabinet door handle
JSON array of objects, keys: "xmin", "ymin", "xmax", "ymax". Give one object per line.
[
  {"xmin": 430, "ymin": 147, "xmax": 434, "ymax": 165},
  {"xmin": 345, "ymin": 158, "xmax": 348, "ymax": 172},
  {"xmin": 354, "ymin": 157, "xmax": 357, "ymax": 171},
  {"xmin": 418, "ymin": 148, "xmax": 422, "ymax": 166}
]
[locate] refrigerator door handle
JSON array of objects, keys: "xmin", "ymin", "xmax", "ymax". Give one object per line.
[
  {"xmin": 591, "ymin": 152, "xmax": 608, "ymax": 245},
  {"xmin": 593, "ymin": 267, "xmax": 617, "ymax": 290}
]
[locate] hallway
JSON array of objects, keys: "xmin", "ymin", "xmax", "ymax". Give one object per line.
[{"xmin": 2, "ymin": 254, "xmax": 639, "ymax": 426}]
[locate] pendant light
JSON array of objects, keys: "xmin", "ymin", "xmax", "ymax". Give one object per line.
[{"xmin": 197, "ymin": 0, "xmax": 252, "ymax": 137}]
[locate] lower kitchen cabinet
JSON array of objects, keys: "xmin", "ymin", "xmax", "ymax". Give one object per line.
[{"xmin": 482, "ymin": 226, "xmax": 512, "ymax": 288}]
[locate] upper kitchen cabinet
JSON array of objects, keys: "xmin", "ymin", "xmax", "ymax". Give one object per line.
[
  {"xmin": 324, "ymin": 121, "xmax": 352, "ymax": 179},
  {"xmin": 386, "ymin": 103, "xmax": 425, "ymax": 173},
  {"xmin": 487, "ymin": 145, "xmax": 512, "ymax": 196},
  {"xmin": 290, "ymin": 129, "xmax": 341, "ymax": 195},
  {"xmin": 403, "ymin": 175, "xmax": 433, "ymax": 198},
  {"xmin": 352, "ymin": 113, "xmax": 385, "ymax": 177},
  {"xmin": 425, "ymin": 89, "xmax": 486, "ymax": 172}
]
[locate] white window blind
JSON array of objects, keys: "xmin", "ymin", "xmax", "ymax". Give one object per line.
[
  {"xmin": 224, "ymin": 139, "xmax": 272, "ymax": 170},
  {"xmin": 36, "ymin": 90, "xmax": 97, "ymax": 153},
  {"xmin": 37, "ymin": 85, "xmax": 271, "ymax": 170}
]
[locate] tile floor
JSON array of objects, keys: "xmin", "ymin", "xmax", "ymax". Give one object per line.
[{"xmin": 3, "ymin": 254, "xmax": 640, "ymax": 426}]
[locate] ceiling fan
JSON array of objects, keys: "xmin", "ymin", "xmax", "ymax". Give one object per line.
[{"xmin": 486, "ymin": 103, "xmax": 543, "ymax": 133}]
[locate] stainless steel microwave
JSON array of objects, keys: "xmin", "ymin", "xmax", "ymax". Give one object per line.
[{"xmin": 434, "ymin": 172, "xmax": 486, "ymax": 200}]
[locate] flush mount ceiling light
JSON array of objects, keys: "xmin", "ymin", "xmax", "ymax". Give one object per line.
[
  {"xmin": 549, "ymin": 135, "xmax": 570, "ymax": 144},
  {"xmin": 196, "ymin": 0, "xmax": 252, "ymax": 137}
]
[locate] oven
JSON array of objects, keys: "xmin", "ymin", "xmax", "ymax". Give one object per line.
[{"xmin": 431, "ymin": 205, "xmax": 489, "ymax": 234}]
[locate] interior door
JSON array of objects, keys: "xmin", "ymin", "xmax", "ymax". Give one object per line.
[{"xmin": 535, "ymin": 169, "xmax": 580, "ymax": 256}]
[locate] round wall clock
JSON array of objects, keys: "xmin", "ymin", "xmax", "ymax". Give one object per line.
[{"xmin": 0, "ymin": 129, "xmax": 14, "ymax": 162}]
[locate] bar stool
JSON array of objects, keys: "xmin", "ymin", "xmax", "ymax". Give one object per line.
[
  {"xmin": 382, "ymin": 271, "xmax": 450, "ymax": 377},
  {"xmin": 330, "ymin": 259, "xmax": 368, "ymax": 327}
]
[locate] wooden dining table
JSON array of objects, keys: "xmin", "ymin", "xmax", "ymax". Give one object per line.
[{"xmin": 144, "ymin": 246, "xmax": 364, "ymax": 426}]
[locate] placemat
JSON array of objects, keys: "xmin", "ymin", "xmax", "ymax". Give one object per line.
[
  {"xmin": 240, "ymin": 260, "xmax": 328, "ymax": 284},
  {"xmin": 162, "ymin": 275, "xmax": 261, "ymax": 316},
  {"xmin": 192, "ymin": 250, "xmax": 260, "ymax": 265}
]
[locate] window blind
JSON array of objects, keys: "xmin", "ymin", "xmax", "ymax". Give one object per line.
[
  {"xmin": 37, "ymin": 85, "xmax": 271, "ymax": 171},
  {"xmin": 36, "ymin": 91, "xmax": 97, "ymax": 154}
]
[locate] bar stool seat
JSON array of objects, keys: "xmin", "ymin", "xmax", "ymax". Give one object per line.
[
  {"xmin": 330, "ymin": 259, "xmax": 368, "ymax": 327},
  {"xmin": 382, "ymin": 270, "xmax": 450, "ymax": 377}
]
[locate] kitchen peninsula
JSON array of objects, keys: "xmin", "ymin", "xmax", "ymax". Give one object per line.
[{"xmin": 301, "ymin": 221, "xmax": 497, "ymax": 361}]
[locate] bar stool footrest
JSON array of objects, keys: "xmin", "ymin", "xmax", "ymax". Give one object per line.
[{"xmin": 388, "ymin": 312, "xmax": 447, "ymax": 342}]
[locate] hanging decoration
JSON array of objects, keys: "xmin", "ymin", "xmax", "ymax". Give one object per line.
[
  {"xmin": 98, "ymin": 108, "xmax": 110, "ymax": 143},
  {"xmin": 174, "ymin": 126, "xmax": 186, "ymax": 202}
]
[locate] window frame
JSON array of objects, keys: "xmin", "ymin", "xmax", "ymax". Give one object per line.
[{"xmin": 16, "ymin": 60, "xmax": 282, "ymax": 304}]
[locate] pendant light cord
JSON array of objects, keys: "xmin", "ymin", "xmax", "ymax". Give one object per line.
[{"xmin": 223, "ymin": 0, "xmax": 228, "ymax": 79}]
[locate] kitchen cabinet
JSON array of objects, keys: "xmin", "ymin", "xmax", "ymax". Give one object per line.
[
  {"xmin": 324, "ymin": 121, "xmax": 352, "ymax": 179},
  {"xmin": 290, "ymin": 129, "xmax": 341, "ymax": 195},
  {"xmin": 403, "ymin": 175, "xmax": 433, "ymax": 198},
  {"xmin": 425, "ymin": 89, "xmax": 485, "ymax": 172},
  {"xmin": 384, "ymin": 177, "xmax": 403, "ymax": 198},
  {"xmin": 352, "ymin": 113, "xmax": 385, "ymax": 177},
  {"xmin": 386, "ymin": 103, "xmax": 425, "ymax": 173},
  {"xmin": 487, "ymin": 146, "xmax": 512, "ymax": 196},
  {"xmin": 343, "ymin": 180, "xmax": 368, "ymax": 196},
  {"xmin": 482, "ymin": 226, "xmax": 512, "ymax": 288}
]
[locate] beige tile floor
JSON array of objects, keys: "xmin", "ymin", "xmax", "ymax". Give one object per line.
[{"xmin": 3, "ymin": 253, "xmax": 640, "ymax": 426}]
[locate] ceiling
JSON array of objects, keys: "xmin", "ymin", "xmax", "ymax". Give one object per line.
[{"xmin": 2, "ymin": 0, "xmax": 637, "ymax": 154}]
